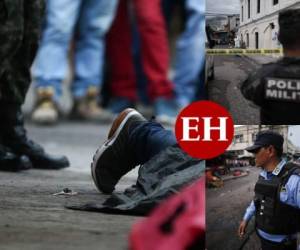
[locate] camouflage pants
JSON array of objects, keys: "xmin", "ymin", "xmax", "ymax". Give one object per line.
[{"xmin": 0, "ymin": 0, "xmax": 44, "ymax": 105}]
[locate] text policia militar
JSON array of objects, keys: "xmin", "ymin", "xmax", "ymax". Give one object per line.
[{"xmin": 265, "ymin": 77, "xmax": 300, "ymax": 102}]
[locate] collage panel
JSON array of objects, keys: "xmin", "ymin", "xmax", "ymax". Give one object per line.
[
  {"xmin": 1, "ymin": 0, "xmax": 300, "ymax": 248},
  {"xmin": 206, "ymin": 0, "xmax": 300, "ymax": 124},
  {"xmin": 206, "ymin": 125, "xmax": 300, "ymax": 250}
]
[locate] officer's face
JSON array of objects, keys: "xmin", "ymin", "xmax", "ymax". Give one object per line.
[{"xmin": 253, "ymin": 146, "xmax": 273, "ymax": 168}]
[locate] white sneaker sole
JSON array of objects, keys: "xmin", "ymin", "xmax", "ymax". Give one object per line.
[{"xmin": 91, "ymin": 109, "xmax": 141, "ymax": 193}]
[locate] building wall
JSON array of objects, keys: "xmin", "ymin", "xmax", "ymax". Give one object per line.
[
  {"xmin": 228, "ymin": 125, "xmax": 290, "ymax": 157},
  {"xmin": 239, "ymin": 0, "xmax": 300, "ymax": 49}
]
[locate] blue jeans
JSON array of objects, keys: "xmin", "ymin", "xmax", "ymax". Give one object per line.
[
  {"xmin": 129, "ymin": 121, "xmax": 177, "ymax": 165},
  {"xmin": 32, "ymin": 0, "xmax": 118, "ymax": 99},
  {"xmin": 164, "ymin": 0, "xmax": 206, "ymax": 108}
]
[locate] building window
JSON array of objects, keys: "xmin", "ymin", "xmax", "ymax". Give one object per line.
[
  {"xmin": 273, "ymin": 0, "xmax": 278, "ymax": 5},
  {"xmin": 257, "ymin": 0, "xmax": 260, "ymax": 13},
  {"xmin": 255, "ymin": 32, "xmax": 259, "ymax": 49},
  {"xmin": 246, "ymin": 33, "xmax": 249, "ymax": 47},
  {"xmin": 242, "ymin": 6, "xmax": 244, "ymax": 22},
  {"xmin": 248, "ymin": 0, "xmax": 251, "ymax": 18},
  {"xmin": 234, "ymin": 134, "xmax": 244, "ymax": 143}
]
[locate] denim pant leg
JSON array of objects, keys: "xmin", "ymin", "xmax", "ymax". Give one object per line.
[
  {"xmin": 129, "ymin": 121, "xmax": 177, "ymax": 165},
  {"xmin": 173, "ymin": 0, "xmax": 205, "ymax": 107},
  {"xmin": 32, "ymin": 0, "xmax": 82, "ymax": 99},
  {"xmin": 72, "ymin": 0, "xmax": 118, "ymax": 98}
]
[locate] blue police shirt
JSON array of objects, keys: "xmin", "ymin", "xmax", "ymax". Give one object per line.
[{"xmin": 243, "ymin": 159, "xmax": 300, "ymax": 242}]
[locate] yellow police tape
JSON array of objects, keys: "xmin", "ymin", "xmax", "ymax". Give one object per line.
[{"xmin": 206, "ymin": 49, "xmax": 283, "ymax": 55}]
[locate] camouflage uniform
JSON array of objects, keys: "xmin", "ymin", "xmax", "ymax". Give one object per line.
[{"xmin": 0, "ymin": 0, "xmax": 44, "ymax": 104}]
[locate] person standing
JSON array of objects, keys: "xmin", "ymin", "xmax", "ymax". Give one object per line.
[
  {"xmin": 31, "ymin": 0, "xmax": 118, "ymax": 124},
  {"xmin": 162, "ymin": 0, "xmax": 206, "ymax": 108},
  {"xmin": 106, "ymin": 0, "xmax": 178, "ymax": 125},
  {"xmin": 0, "ymin": 0, "xmax": 69, "ymax": 171},
  {"xmin": 241, "ymin": 9, "xmax": 300, "ymax": 124},
  {"xmin": 238, "ymin": 131, "xmax": 300, "ymax": 250}
]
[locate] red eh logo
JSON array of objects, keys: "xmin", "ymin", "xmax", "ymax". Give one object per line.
[{"xmin": 175, "ymin": 101, "xmax": 234, "ymax": 159}]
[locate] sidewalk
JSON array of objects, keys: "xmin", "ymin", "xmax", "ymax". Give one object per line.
[
  {"xmin": 221, "ymin": 168, "xmax": 250, "ymax": 182},
  {"xmin": 241, "ymin": 54, "xmax": 280, "ymax": 66}
]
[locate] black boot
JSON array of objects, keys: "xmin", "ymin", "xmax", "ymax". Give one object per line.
[
  {"xmin": 1, "ymin": 107, "xmax": 70, "ymax": 170},
  {"xmin": 0, "ymin": 144, "xmax": 32, "ymax": 172}
]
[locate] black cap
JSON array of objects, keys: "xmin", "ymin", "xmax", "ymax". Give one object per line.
[{"xmin": 245, "ymin": 131, "xmax": 284, "ymax": 153}]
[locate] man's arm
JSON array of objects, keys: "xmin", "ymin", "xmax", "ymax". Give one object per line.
[
  {"xmin": 240, "ymin": 65, "xmax": 276, "ymax": 107},
  {"xmin": 282, "ymin": 174, "xmax": 300, "ymax": 208},
  {"xmin": 238, "ymin": 200, "xmax": 256, "ymax": 237},
  {"xmin": 240, "ymin": 71, "xmax": 265, "ymax": 107},
  {"xmin": 243, "ymin": 200, "xmax": 256, "ymax": 221}
]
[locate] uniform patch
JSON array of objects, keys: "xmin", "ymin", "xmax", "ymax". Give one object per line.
[
  {"xmin": 273, "ymin": 165, "xmax": 282, "ymax": 175},
  {"xmin": 280, "ymin": 186, "xmax": 287, "ymax": 193},
  {"xmin": 265, "ymin": 77, "xmax": 300, "ymax": 102}
]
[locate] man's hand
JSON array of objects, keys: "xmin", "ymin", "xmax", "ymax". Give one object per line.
[{"xmin": 238, "ymin": 220, "xmax": 248, "ymax": 238}]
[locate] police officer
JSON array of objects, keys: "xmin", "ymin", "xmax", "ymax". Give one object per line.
[
  {"xmin": 238, "ymin": 131, "xmax": 300, "ymax": 250},
  {"xmin": 241, "ymin": 9, "xmax": 300, "ymax": 124},
  {"xmin": 0, "ymin": 0, "xmax": 69, "ymax": 171}
]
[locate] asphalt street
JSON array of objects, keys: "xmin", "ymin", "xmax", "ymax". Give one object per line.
[
  {"xmin": 207, "ymin": 164, "xmax": 300, "ymax": 250},
  {"xmin": 207, "ymin": 55, "xmax": 260, "ymax": 124},
  {"xmin": 0, "ymin": 121, "xmax": 140, "ymax": 250},
  {"xmin": 207, "ymin": 166, "xmax": 261, "ymax": 250}
]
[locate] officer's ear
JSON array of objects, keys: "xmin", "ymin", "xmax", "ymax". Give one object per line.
[{"xmin": 268, "ymin": 145, "xmax": 277, "ymax": 158}]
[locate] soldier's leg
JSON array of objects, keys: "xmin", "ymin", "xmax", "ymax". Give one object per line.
[
  {"xmin": 0, "ymin": 0, "xmax": 34, "ymax": 171},
  {"xmin": 0, "ymin": 0, "xmax": 44, "ymax": 104},
  {"xmin": 0, "ymin": 0, "xmax": 70, "ymax": 170},
  {"xmin": 0, "ymin": 0, "xmax": 24, "ymax": 97}
]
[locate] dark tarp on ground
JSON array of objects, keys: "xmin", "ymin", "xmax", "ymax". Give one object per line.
[{"xmin": 67, "ymin": 145, "xmax": 204, "ymax": 216}]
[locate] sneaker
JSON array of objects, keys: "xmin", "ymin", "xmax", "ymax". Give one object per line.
[
  {"xmin": 91, "ymin": 108, "xmax": 146, "ymax": 194},
  {"xmin": 32, "ymin": 87, "xmax": 58, "ymax": 124},
  {"xmin": 154, "ymin": 98, "xmax": 179, "ymax": 126}
]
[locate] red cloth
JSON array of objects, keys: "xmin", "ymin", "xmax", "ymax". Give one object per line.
[
  {"xmin": 129, "ymin": 177, "xmax": 205, "ymax": 250},
  {"xmin": 106, "ymin": 0, "xmax": 174, "ymax": 101}
]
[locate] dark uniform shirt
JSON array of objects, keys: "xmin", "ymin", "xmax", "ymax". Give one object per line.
[{"xmin": 241, "ymin": 57, "xmax": 300, "ymax": 124}]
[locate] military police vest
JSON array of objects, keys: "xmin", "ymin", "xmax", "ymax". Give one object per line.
[{"xmin": 254, "ymin": 162, "xmax": 300, "ymax": 235}]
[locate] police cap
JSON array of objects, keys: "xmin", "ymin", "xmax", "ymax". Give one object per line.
[{"xmin": 245, "ymin": 131, "xmax": 284, "ymax": 153}]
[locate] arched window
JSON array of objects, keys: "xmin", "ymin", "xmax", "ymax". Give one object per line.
[
  {"xmin": 248, "ymin": 0, "xmax": 251, "ymax": 18},
  {"xmin": 255, "ymin": 32, "xmax": 259, "ymax": 49}
]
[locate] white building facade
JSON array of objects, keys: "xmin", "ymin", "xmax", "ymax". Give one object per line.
[
  {"xmin": 228, "ymin": 125, "xmax": 300, "ymax": 158},
  {"xmin": 239, "ymin": 0, "xmax": 300, "ymax": 49}
]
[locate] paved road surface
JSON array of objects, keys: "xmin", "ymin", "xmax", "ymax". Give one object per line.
[
  {"xmin": 0, "ymin": 121, "xmax": 140, "ymax": 250},
  {"xmin": 207, "ymin": 166, "xmax": 261, "ymax": 250},
  {"xmin": 207, "ymin": 55, "xmax": 260, "ymax": 124}
]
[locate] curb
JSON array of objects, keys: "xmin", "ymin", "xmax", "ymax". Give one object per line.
[{"xmin": 222, "ymin": 171, "xmax": 249, "ymax": 182}]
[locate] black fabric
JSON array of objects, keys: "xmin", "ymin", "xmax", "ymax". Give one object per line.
[
  {"xmin": 67, "ymin": 145, "xmax": 204, "ymax": 216},
  {"xmin": 260, "ymin": 237, "xmax": 297, "ymax": 250},
  {"xmin": 254, "ymin": 162, "xmax": 300, "ymax": 235},
  {"xmin": 241, "ymin": 57, "xmax": 300, "ymax": 124}
]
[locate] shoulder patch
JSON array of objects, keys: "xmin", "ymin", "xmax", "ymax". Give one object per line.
[
  {"xmin": 280, "ymin": 186, "xmax": 287, "ymax": 193},
  {"xmin": 264, "ymin": 77, "xmax": 300, "ymax": 102}
]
